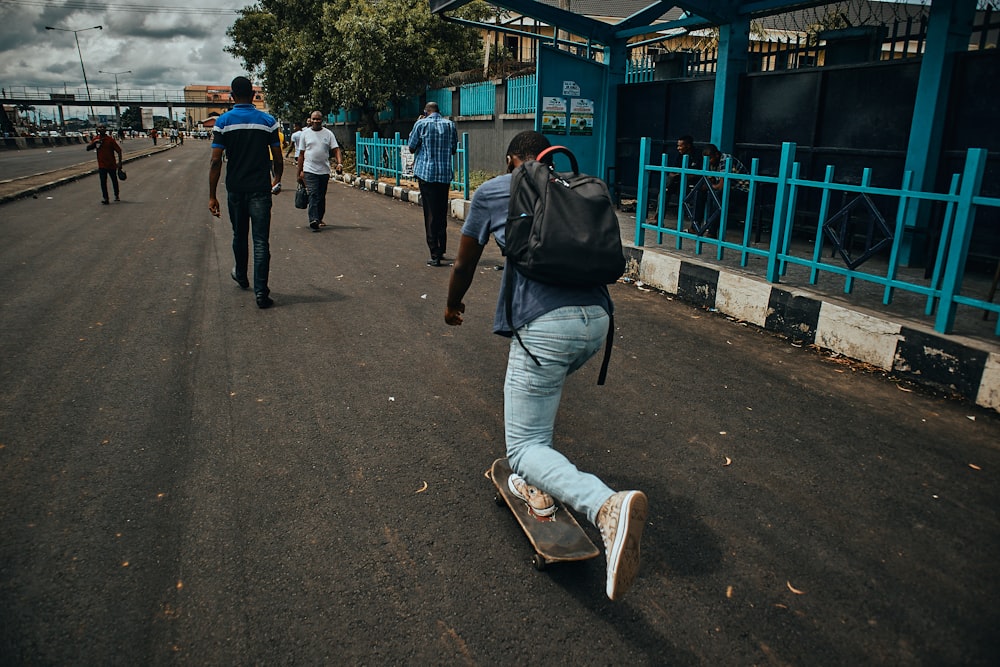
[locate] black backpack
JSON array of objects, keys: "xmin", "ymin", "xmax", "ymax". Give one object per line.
[{"xmin": 504, "ymin": 146, "xmax": 625, "ymax": 384}]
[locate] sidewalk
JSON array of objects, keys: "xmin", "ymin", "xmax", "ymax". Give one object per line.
[
  {"xmin": 0, "ymin": 142, "xmax": 177, "ymax": 204},
  {"xmin": 337, "ymin": 171, "xmax": 1000, "ymax": 414}
]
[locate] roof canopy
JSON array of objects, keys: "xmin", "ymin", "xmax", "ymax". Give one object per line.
[{"xmin": 430, "ymin": 1, "xmax": 852, "ymax": 45}]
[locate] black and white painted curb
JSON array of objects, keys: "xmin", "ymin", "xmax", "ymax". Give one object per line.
[{"xmin": 334, "ymin": 173, "xmax": 1000, "ymax": 413}]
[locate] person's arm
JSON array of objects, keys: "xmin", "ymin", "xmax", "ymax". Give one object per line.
[
  {"xmin": 296, "ymin": 149, "xmax": 305, "ymax": 183},
  {"xmin": 450, "ymin": 122, "xmax": 459, "ymax": 155},
  {"xmin": 332, "ymin": 145, "xmax": 343, "ymax": 174},
  {"xmin": 270, "ymin": 144, "xmax": 283, "ymax": 191},
  {"xmin": 445, "ymin": 234, "xmax": 486, "ymax": 326},
  {"xmin": 407, "ymin": 121, "xmax": 422, "ymax": 154},
  {"xmin": 114, "ymin": 140, "xmax": 123, "ymax": 168},
  {"xmin": 208, "ymin": 146, "xmax": 224, "ymax": 217}
]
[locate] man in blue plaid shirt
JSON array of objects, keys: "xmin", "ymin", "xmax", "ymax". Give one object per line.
[{"xmin": 408, "ymin": 102, "xmax": 458, "ymax": 267}]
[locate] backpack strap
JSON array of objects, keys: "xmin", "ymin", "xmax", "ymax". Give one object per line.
[
  {"xmin": 596, "ymin": 312, "xmax": 614, "ymax": 386},
  {"xmin": 536, "ymin": 145, "xmax": 578, "ymax": 175},
  {"xmin": 505, "ymin": 266, "xmax": 542, "ymax": 368}
]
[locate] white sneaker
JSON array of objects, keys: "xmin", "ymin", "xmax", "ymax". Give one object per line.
[
  {"xmin": 596, "ymin": 491, "xmax": 648, "ymax": 600},
  {"xmin": 507, "ymin": 473, "xmax": 557, "ymax": 517}
]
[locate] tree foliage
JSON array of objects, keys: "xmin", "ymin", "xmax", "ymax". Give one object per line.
[{"xmin": 227, "ymin": 0, "xmax": 489, "ymax": 132}]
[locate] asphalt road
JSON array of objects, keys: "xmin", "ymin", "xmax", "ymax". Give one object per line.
[
  {"xmin": 0, "ymin": 137, "xmax": 175, "ymax": 181},
  {"xmin": 1, "ymin": 144, "xmax": 999, "ymax": 665}
]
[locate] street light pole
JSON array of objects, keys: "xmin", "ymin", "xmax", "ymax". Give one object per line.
[
  {"xmin": 45, "ymin": 25, "xmax": 103, "ymax": 127},
  {"xmin": 100, "ymin": 69, "xmax": 131, "ymax": 131}
]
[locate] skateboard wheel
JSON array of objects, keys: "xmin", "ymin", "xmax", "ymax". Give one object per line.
[
  {"xmin": 493, "ymin": 493, "xmax": 504, "ymax": 507},
  {"xmin": 531, "ymin": 554, "xmax": 547, "ymax": 571}
]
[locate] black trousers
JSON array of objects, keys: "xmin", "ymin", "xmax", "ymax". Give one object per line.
[
  {"xmin": 418, "ymin": 179, "xmax": 450, "ymax": 259},
  {"xmin": 98, "ymin": 168, "xmax": 120, "ymax": 201}
]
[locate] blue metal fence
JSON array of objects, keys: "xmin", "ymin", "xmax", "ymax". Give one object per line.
[
  {"xmin": 425, "ymin": 88, "xmax": 452, "ymax": 117},
  {"xmin": 460, "ymin": 81, "xmax": 496, "ymax": 116},
  {"xmin": 506, "ymin": 74, "xmax": 537, "ymax": 114},
  {"xmin": 625, "ymin": 55, "xmax": 655, "ymax": 83},
  {"xmin": 355, "ymin": 131, "xmax": 470, "ymax": 198},
  {"xmin": 634, "ymin": 138, "xmax": 1000, "ymax": 336},
  {"xmin": 328, "ymin": 108, "xmax": 360, "ymax": 124}
]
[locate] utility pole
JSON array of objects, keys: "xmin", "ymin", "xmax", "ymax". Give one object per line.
[
  {"xmin": 45, "ymin": 25, "xmax": 103, "ymax": 127},
  {"xmin": 100, "ymin": 69, "xmax": 131, "ymax": 130}
]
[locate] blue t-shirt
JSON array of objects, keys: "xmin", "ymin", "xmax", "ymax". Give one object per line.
[
  {"xmin": 460, "ymin": 173, "xmax": 612, "ymax": 336},
  {"xmin": 211, "ymin": 104, "xmax": 281, "ymax": 193}
]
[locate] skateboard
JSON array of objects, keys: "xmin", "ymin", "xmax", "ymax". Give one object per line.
[{"xmin": 488, "ymin": 457, "xmax": 600, "ymax": 570}]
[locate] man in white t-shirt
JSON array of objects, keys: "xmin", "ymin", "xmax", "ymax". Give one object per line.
[
  {"xmin": 296, "ymin": 111, "xmax": 343, "ymax": 231},
  {"xmin": 285, "ymin": 121, "xmax": 303, "ymax": 157}
]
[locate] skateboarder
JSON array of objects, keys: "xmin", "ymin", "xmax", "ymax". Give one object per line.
[{"xmin": 444, "ymin": 131, "xmax": 648, "ymax": 601}]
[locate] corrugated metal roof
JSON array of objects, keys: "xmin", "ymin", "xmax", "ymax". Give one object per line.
[{"xmin": 523, "ymin": 0, "xmax": 682, "ymax": 22}]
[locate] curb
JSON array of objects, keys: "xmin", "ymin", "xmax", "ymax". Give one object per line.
[
  {"xmin": 333, "ymin": 171, "xmax": 1000, "ymax": 413},
  {"xmin": 0, "ymin": 144, "xmax": 177, "ymax": 205}
]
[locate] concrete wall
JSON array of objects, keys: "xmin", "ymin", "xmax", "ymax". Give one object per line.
[{"xmin": 327, "ymin": 80, "xmax": 537, "ymax": 174}]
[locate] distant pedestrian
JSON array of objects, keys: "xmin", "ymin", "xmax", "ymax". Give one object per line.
[
  {"xmin": 285, "ymin": 121, "xmax": 302, "ymax": 158},
  {"xmin": 407, "ymin": 102, "xmax": 458, "ymax": 266},
  {"xmin": 85, "ymin": 124, "xmax": 123, "ymax": 204},
  {"xmin": 296, "ymin": 111, "xmax": 342, "ymax": 232},
  {"xmin": 208, "ymin": 75, "xmax": 283, "ymax": 309}
]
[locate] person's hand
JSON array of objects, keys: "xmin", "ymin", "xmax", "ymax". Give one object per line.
[
  {"xmin": 208, "ymin": 197, "xmax": 221, "ymax": 218},
  {"xmin": 445, "ymin": 303, "xmax": 465, "ymax": 326},
  {"xmin": 336, "ymin": 163, "xmax": 343, "ymax": 175},
  {"xmin": 297, "ymin": 171, "xmax": 305, "ymax": 184}
]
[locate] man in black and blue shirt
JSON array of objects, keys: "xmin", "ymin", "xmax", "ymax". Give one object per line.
[{"xmin": 209, "ymin": 76, "xmax": 283, "ymax": 309}]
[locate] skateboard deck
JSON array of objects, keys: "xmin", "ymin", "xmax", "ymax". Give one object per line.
[{"xmin": 488, "ymin": 457, "xmax": 600, "ymax": 570}]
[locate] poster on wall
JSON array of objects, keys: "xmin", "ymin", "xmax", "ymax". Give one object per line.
[
  {"xmin": 541, "ymin": 96, "xmax": 567, "ymax": 135},
  {"xmin": 569, "ymin": 98, "xmax": 594, "ymax": 136},
  {"xmin": 400, "ymin": 146, "xmax": 415, "ymax": 177}
]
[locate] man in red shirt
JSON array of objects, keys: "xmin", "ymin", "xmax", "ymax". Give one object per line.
[{"xmin": 86, "ymin": 125, "xmax": 124, "ymax": 204}]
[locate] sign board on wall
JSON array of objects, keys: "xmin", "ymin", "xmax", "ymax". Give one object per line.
[
  {"xmin": 541, "ymin": 96, "xmax": 567, "ymax": 134},
  {"xmin": 535, "ymin": 45, "xmax": 609, "ymax": 176},
  {"xmin": 141, "ymin": 108, "xmax": 154, "ymax": 130},
  {"xmin": 401, "ymin": 146, "xmax": 415, "ymax": 177}
]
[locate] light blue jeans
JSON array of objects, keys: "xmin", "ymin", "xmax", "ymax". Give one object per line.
[{"xmin": 504, "ymin": 305, "xmax": 614, "ymax": 525}]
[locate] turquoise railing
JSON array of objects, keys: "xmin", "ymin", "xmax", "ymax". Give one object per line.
[
  {"xmin": 625, "ymin": 55, "xmax": 655, "ymax": 83},
  {"xmin": 328, "ymin": 108, "xmax": 360, "ymax": 124},
  {"xmin": 634, "ymin": 138, "xmax": 1000, "ymax": 335},
  {"xmin": 506, "ymin": 74, "xmax": 537, "ymax": 114},
  {"xmin": 460, "ymin": 81, "xmax": 496, "ymax": 116},
  {"xmin": 355, "ymin": 131, "xmax": 470, "ymax": 198},
  {"xmin": 425, "ymin": 88, "xmax": 452, "ymax": 117}
]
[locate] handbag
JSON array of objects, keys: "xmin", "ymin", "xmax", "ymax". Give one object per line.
[
  {"xmin": 117, "ymin": 167, "xmax": 127, "ymax": 181},
  {"xmin": 294, "ymin": 183, "xmax": 308, "ymax": 209}
]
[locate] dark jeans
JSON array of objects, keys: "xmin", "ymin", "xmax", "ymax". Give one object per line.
[
  {"xmin": 98, "ymin": 168, "xmax": 119, "ymax": 201},
  {"xmin": 227, "ymin": 190, "xmax": 272, "ymax": 297},
  {"xmin": 418, "ymin": 179, "xmax": 450, "ymax": 259},
  {"xmin": 304, "ymin": 172, "xmax": 329, "ymax": 224}
]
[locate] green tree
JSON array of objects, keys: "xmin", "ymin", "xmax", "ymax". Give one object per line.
[
  {"xmin": 120, "ymin": 106, "xmax": 142, "ymax": 129},
  {"xmin": 227, "ymin": 0, "xmax": 489, "ymax": 133}
]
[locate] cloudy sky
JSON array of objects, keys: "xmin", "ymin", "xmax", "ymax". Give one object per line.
[{"xmin": 1, "ymin": 0, "xmax": 248, "ymax": 97}]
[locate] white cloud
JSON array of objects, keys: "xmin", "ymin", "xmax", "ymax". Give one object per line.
[{"xmin": 1, "ymin": 0, "xmax": 249, "ymax": 105}]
